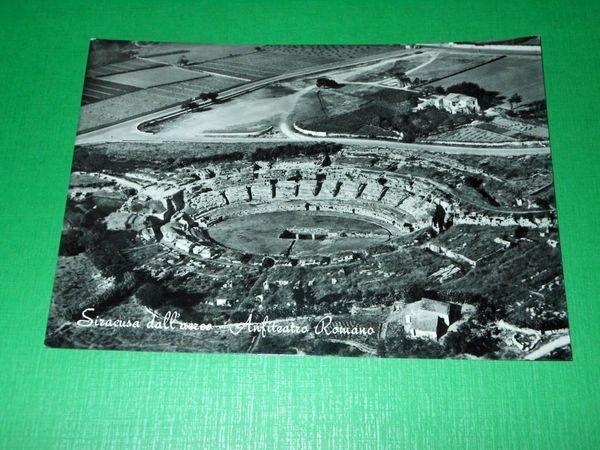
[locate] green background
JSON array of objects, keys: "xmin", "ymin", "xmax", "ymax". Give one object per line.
[{"xmin": 1, "ymin": 0, "xmax": 599, "ymax": 448}]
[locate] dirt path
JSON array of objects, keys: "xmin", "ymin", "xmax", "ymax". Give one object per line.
[
  {"xmin": 334, "ymin": 51, "xmax": 439, "ymax": 82},
  {"xmin": 406, "ymin": 51, "xmax": 440, "ymax": 74}
]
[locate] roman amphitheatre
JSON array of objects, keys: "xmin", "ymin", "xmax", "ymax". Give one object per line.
[
  {"xmin": 46, "ymin": 39, "xmax": 571, "ymax": 360},
  {"xmin": 163, "ymin": 156, "xmax": 444, "ymax": 261}
]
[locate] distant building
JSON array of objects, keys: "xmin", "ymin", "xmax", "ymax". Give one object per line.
[
  {"xmin": 215, "ymin": 298, "xmax": 229, "ymax": 307},
  {"xmin": 416, "ymin": 93, "xmax": 480, "ymax": 114},
  {"xmin": 401, "ymin": 298, "xmax": 462, "ymax": 340},
  {"xmin": 442, "ymin": 93, "xmax": 480, "ymax": 114}
]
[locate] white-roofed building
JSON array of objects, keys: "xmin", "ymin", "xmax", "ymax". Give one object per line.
[{"xmin": 416, "ymin": 93, "xmax": 480, "ymax": 114}]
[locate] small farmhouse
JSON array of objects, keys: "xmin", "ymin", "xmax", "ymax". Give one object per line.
[
  {"xmin": 401, "ymin": 298, "xmax": 462, "ymax": 340},
  {"xmin": 416, "ymin": 93, "xmax": 480, "ymax": 114}
]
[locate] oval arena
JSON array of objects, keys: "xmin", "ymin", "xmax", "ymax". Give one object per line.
[{"xmin": 135, "ymin": 153, "xmax": 458, "ymax": 265}]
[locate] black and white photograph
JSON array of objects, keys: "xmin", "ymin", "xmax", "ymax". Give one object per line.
[{"xmin": 45, "ymin": 37, "xmax": 571, "ymax": 360}]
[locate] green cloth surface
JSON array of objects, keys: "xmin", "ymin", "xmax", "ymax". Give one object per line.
[{"xmin": 0, "ymin": 0, "xmax": 599, "ymax": 448}]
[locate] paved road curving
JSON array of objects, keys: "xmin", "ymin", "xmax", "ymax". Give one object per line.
[{"xmin": 524, "ymin": 334, "xmax": 571, "ymax": 360}]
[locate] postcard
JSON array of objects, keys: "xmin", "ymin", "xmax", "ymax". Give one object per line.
[{"xmin": 45, "ymin": 37, "xmax": 571, "ymax": 359}]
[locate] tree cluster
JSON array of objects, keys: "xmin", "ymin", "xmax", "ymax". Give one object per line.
[{"xmin": 249, "ymin": 143, "xmax": 342, "ymax": 162}]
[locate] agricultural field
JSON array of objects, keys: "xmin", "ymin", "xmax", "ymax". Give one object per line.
[
  {"xmin": 86, "ymin": 57, "xmax": 166, "ymax": 78},
  {"xmin": 436, "ymin": 55, "xmax": 546, "ymax": 105},
  {"xmin": 409, "ymin": 51, "xmax": 499, "ymax": 82},
  {"xmin": 81, "ymin": 78, "xmax": 140, "ymax": 105},
  {"xmin": 146, "ymin": 75, "xmax": 238, "ymax": 99},
  {"xmin": 187, "ymin": 46, "xmax": 412, "ymax": 81},
  {"xmin": 99, "ymin": 65, "xmax": 205, "ymax": 88},
  {"xmin": 85, "ymin": 40, "xmax": 138, "ymax": 68},
  {"xmin": 78, "ymin": 75, "xmax": 240, "ymax": 131},
  {"xmin": 423, "ymin": 125, "xmax": 511, "ymax": 143},
  {"xmin": 493, "ymin": 116, "xmax": 548, "ymax": 139},
  {"xmin": 190, "ymin": 51, "xmax": 334, "ymax": 81},
  {"xmin": 420, "ymin": 108, "xmax": 548, "ymax": 145},
  {"xmin": 135, "ymin": 43, "xmax": 257, "ymax": 65},
  {"xmin": 458, "ymin": 36, "xmax": 541, "ymax": 46},
  {"xmin": 266, "ymin": 45, "xmax": 408, "ymax": 60}
]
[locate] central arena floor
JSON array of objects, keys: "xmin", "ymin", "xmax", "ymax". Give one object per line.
[{"xmin": 207, "ymin": 210, "xmax": 392, "ymax": 257}]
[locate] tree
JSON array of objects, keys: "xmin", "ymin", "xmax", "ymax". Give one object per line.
[
  {"xmin": 83, "ymin": 226, "xmax": 129, "ymax": 278},
  {"xmin": 59, "ymin": 230, "xmax": 84, "ymax": 256},
  {"xmin": 402, "ymin": 126, "xmax": 416, "ymax": 143},
  {"xmin": 262, "ymin": 257, "xmax": 275, "ymax": 269},
  {"xmin": 381, "ymin": 325, "xmax": 445, "ymax": 358},
  {"xmin": 199, "ymin": 92, "xmax": 219, "ymax": 102},
  {"xmin": 72, "ymin": 148, "xmax": 110, "ymax": 172},
  {"xmin": 406, "ymin": 282, "xmax": 425, "ymax": 303},
  {"xmin": 393, "ymin": 71, "xmax": 411, "ymax": 86},
  {"xmin": 316, "ymin": 78, "xmax": 342, "ymax": 89},
  {"xmin": 177, "ymin": 55, "xmax": 189, "ymax": 67},
  {"xmin": 514, "ymin": 226, "xmax": 528, "ymax": 239},
  {"xmin": 509, "ymin": 93, "xmax": 522, "ymax": 110},
  {"xmin": 464, "ymin": 175, "xmax": 483, "ymax": 188},
  {"xmin": 432, "ymin": 203, "xmax": 446, "ymax": 232},
  {"xmin": 444, "ymin": 319, "xmax": 500, "ymax": 357},
  {"xmin": 181, "ymin": 99, "xmax": 199, "ymax": 110}
]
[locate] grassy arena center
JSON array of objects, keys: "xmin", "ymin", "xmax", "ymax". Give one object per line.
[{"xmin": 207, "ymin": 210, "xmax": 394, "ymax": 257}]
